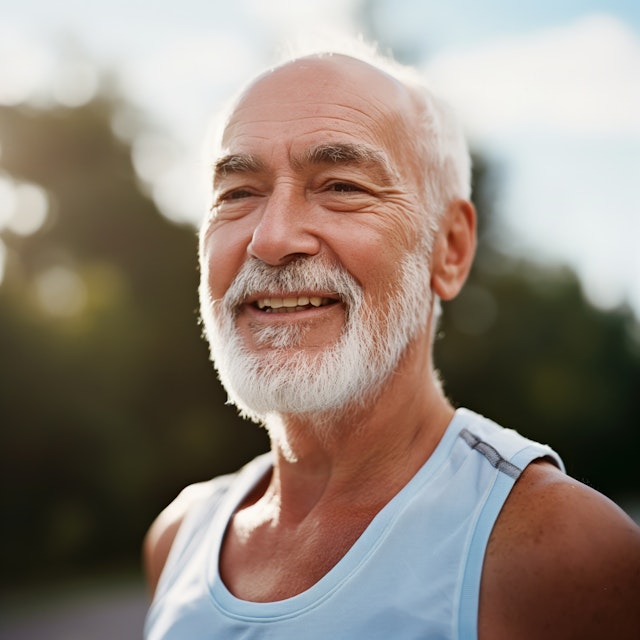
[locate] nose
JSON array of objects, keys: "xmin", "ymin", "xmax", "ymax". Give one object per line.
[{"xmin": 247, "ymin": 184, "xmax": 321, "ymax": 265}]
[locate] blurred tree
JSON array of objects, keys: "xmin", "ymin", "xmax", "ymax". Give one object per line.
[{"xmin": 0, "ymin": 96, "xmax": 268, "ymax": 587}]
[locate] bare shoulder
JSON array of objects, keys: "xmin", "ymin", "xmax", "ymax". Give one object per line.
[
  {"xmin": 143, "ymin": 481, "xmax": 219, "ymax": 597},
  {"xmin": 480, "ymin": 460, "xmax": 640, "ymax": 640}
]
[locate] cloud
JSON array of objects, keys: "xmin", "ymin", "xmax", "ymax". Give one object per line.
[
  {"xmin": 424, "ymin": 14, "xmax": 640, "ymax": 139},
  {"xmin": 245, "ymin": 0, "xmax": 358, "ymax": 40}
]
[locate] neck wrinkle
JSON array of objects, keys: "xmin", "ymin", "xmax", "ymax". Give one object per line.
[{"xmin": 262, "ymin": 373, "xmax": 453, "ymax": 527}]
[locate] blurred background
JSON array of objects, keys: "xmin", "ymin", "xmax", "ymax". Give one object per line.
[{"xmin": 1, "ymin": 0, "xmax": 638, "ymax": 637}]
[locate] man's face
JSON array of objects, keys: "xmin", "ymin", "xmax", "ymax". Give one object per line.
[{"xmin": 199, "ymin": 56, "xmax": 435, "ymax": 423}]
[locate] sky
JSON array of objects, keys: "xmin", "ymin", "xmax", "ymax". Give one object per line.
[{"xmin": 0, "ymin": 0, "xmax": 639, "ymax": 316}]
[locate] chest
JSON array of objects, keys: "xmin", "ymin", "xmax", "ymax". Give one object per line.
[
  {"xmin": 219, "ymin": 510, "xmax": 376, "ymax": 602},
  {"xmin": 146, "ymin": 422, "xmax": 539, "ymax": 639},
  {"xmin": 147, "ymin": 492, "xmax": 474, "ymax": 640}
]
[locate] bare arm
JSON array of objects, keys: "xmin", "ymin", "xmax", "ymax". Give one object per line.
[{"xmin": 480, "ymin": 461, "xmax": 640, "ymax": 639}]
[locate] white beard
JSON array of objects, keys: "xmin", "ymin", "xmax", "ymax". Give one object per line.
[{"xmin": 199, "ymin": 248, "xmax": 432, "ymax": 428}]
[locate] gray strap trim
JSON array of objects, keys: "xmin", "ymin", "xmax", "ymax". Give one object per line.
[{"xmin": 459, "ymin": 428, "xmax": 522, "ymax": 480}]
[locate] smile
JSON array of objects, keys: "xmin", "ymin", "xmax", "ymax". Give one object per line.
[{"xmin": 254, "ymin": 296, "xmax": 336, "ymax": 314}]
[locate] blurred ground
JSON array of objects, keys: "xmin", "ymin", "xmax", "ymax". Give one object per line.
[{"xmin": 0, "ymin": 577, "xmax": 148, "ymax": 640}]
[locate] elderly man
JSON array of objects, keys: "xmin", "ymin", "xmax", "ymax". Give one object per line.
[{"xmin": 143, "ymin": 48, "xmax": 640, "ymax": 639}]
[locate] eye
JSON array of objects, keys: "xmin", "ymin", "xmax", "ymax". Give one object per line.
[
  {"xmin": 211, "ymin": 187, "xmax": 261, "ymax": 219},
  {"xmin": 213, "ymin": 188, "xmax": 259, "ymax": 209},
  {"xmin": 221, "ymin": 188, "xmax": 254, "ymax": 201},
  {"xmin": 328, "ymin": 182, "xmax": 367, "ymax": 193}
]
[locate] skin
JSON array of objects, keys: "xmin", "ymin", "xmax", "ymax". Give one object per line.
[{"xmin": 144, "ymin": 56, "xmax": 640, "ymax": 637}]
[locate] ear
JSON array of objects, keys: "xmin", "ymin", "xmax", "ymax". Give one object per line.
[{"xmin": 430, "ymin": 199, "xmax": 476, "ymax": 301}]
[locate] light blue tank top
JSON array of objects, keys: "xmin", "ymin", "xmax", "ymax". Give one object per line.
[{"xmin": 145, "ymin": 408, "xmax": 563, "ymax": 639}]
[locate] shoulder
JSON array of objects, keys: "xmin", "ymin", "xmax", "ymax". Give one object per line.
[
  {"xmin": 143, "ymin": 478, "xmax": 230, "ymax": 597},
  {"xmin": 480, "ymin": 460, "xmax": 640, "ymax": 640}
]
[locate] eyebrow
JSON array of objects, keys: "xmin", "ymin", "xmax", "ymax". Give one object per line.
[
  {"xmin": 213, "ymin": 143, "xmax": 395, "ymax": 185},
  {"xmin": 213, "ymin": 153, "xmax": 265, "ymax": 182},
  {"xmin": 295, "ymin": 143, "xmax": 395, "ymax": 185}
]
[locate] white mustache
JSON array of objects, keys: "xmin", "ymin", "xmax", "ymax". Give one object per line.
[{"xmin": 221, "ymin": 258, "xmax": 362, "ymax": 312}]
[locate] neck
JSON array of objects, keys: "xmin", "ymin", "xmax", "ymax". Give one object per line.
[{"xmin": 261, "ymin": 340, "xmax": 454, "ymax": 522}]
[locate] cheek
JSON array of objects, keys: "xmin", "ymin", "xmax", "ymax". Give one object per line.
[
  {"xmin": 200, "ymin": 220, "xmax": 253, "ymax": 299},
  {"xmin": 347, "ymin": 204, "xmax": 420, "ymax": 274},
  {"xmin": 326, "ymin": 230, "xmax": 407, "ymax": 309}
]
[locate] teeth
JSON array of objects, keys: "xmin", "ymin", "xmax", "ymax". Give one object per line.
[{"xmin": 255, "ymin": 296, "xmax": 331, "ymax": 311}]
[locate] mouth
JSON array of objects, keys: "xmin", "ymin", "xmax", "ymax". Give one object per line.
[{"xmin": 251, "ymin": 295, "xmax": 339, "ymax": 314}]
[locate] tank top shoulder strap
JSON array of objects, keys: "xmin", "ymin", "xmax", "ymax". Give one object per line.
[{"xmin": 455, "ymin": 409, "xmax": 564, "ymax": 638}]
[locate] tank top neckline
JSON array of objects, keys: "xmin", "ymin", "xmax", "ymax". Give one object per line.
[{"xmin": 206, "ymin": 408, "xmax": 472, "ymax": 620}]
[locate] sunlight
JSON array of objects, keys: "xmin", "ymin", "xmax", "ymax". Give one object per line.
[
  {"xmin": 131, "ymin": 133, "xmax": 179, "ymax": 184},
  {"xmin": 0, "ymin": 237, "xmax": 6, "ymax": 286},
  {"xmin": 52, "ymin": 60, "xmax": 99, "ymax": 108},
  {"xmin": 0, "ymin": 173, "xmax": 49, "ymax": 236},
  {"xmin": 6, "ymin": 182, "xmax": 49, "ymax": 236},
  {"xmin": 34, "ymin": 265, "xmax": 88, "ymax": 317},
  {"xmin": 0, "ymin": 173, "xmax": 17, "ymax": 229}
]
